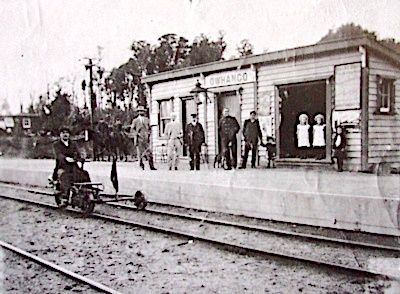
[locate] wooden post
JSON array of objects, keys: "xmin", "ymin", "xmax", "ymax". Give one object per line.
[
  {"xmin": 360, "ymin": 46, "xmax": 369, "ymax": 172},
  {"xmin": 361, "ymin": 68, "xmax": 369, "ymax": 171},
  {"xmin": 325, "ymin": 77, "xmax": 333, "ymax": 161}
]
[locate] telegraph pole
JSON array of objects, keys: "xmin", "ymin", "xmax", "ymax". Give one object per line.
[
  {"xmin": 83, "ymin": 57, "xmax": 99, "ymax": 160},
  {"xmin": 85, "ymin": 58, "xmax": 97, "ymax": 123}
]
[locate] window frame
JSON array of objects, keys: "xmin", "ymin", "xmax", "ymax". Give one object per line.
[
  {"xmin": 22, "ymin": 117, "xmax": 31, "ymax": 129},
  {"xmin": 376, "ymin": 75, "xmax": 396, "ymax": 115},
  {"xmin": 158, "ymin": 98, "xmax": 173, "ymax": 137}
]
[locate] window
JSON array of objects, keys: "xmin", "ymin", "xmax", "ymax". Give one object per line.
[
  {"xmin": 158, "ymin": 99, "xmax": 173, "ymax": 136},
  {"xmin": 377, "ymin": 76, "xmax": 395, "ymax": 114},
  {"xmin": 22, "ymin": 118, "xmax": 31, "ymax": 129}
]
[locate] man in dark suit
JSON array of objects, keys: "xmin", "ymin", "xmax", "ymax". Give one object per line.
[
  {"xmin": 240, "ymin": 111, "xmax": 262, "ymax": 169},
  {"xmin": 184, "ymin": 113, "xmax": 205, "ymax": 170},
  {"xmin": 130, "ymin": 106, "xmax": 156, "ymax": 170},
  {"xmin": 218, "ymin": 107, "xmax": 240, "ymax": 170},
  {"xmin": 52, "ymin": 126, "xmax": 84, "ymax": 197}
]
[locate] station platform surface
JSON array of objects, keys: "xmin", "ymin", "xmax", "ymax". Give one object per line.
[{"xmin": 0, "ymin": 158, "xmax": 399, "ymax": 236}]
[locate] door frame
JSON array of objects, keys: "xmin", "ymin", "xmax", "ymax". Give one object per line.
[
  {"xmin": 180, "ymin": 96, "xmax": 196, "ymax": 157},
  {"xmin": 214, "ymin": 90, "xmax": 242, "ymax": 157},
  {"xmin": 274, "ymin": 78, "xmax": 332, "ymax": 161}
]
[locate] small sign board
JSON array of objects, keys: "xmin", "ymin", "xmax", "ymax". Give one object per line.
[
  {"xmin": 334, "ymin": 63, "xmax": 361, "ymax": 110},
  {"xmin": 259, "ymin": 115, "xmax": 274, "ymax": 138}
]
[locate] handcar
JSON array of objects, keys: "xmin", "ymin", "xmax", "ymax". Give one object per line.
[{"xmin": 49, "ymin": 160, "xmax": 147, "ymax": 216}]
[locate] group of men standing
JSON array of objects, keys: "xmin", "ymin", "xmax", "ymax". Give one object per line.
[
  {"xmin": 130, "ymin": 105, "xmax": 263, "ymax": 171},
  {"xmin": 129, "ymin": 106, "xmax": 205, "ymax": 171},
  {"xmin": 218, "ymin": 108, "xmax": 262, "ymax": 170}
]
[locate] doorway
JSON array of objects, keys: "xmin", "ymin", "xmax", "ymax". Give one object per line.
[
  {"xmin": 216, "ymin": 91, "xmax": 241, "ymax": 156},
  {"xmin": 278, "ymin": 80, "xmax": 327, "ymax": 159},
  {"xmin": 181, "ymin": 98, "xmax": 197, "ymax": 156}
]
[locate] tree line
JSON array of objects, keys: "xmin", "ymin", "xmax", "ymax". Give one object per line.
[
  {"xmin": 22, "ymin": 23, "xmax": 400, "ymax": 135},
  {"xmin": 106, "ymin": 32, "xmax": 254, "ymax": 107}
]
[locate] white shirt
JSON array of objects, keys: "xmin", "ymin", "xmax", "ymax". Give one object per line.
[
  {"xmin": 61, "ymin": 139, "xmax": 69, "ymax": 147},
  {"xmin": 312, "ymin": 124, "xmax": 326, "ymax": 147},
  {"xmin": 335, "ymin": 135, "xmax": 342, "ymax": 147},
  {"xmin": 297, "ymin": 124, "xmax": 310, "ymax": 147},
  {"xmin": 165, "ymin": 121, "xmax": 182, "ymax": 140}
]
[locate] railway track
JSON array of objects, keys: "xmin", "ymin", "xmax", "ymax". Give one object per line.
[
  {"xmin": 0, "ymin": 240, "xmax": 120, "ymax": 294},
  {"xmin": 0, "ymin": 187, "xmax": 398, "ymax": 280},
  {"xmin": 2, "ymin": 182, "xmax": 399, "ymax": 252}
]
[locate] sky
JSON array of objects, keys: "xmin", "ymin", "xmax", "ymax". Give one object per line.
[{"xmin": 1, "ymin": 0, "xmax": 399, "ymax": 114}]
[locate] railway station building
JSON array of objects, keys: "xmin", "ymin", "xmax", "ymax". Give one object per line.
[{"xmin": 142, "ymin": 37, "xmax": 400, "ymax": 172}]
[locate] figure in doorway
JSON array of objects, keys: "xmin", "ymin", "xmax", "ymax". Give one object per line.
[
  {"xmin": 312, "ymin": 114, "xmax": 326, "ymax": 160},
  {"xmin": 218, "ymin": 108, "xmax": 240, "ymax": 170},
  {"xmin": 165, "ymin": 112, "xmax": 183, "ymax": 170},
  {"xmin": 184, "ymin": 113, "xmax": 205, "ymax": 170},
  {"xmin": 240, "ymin": 110, "xmax": 262, "ymax": 169},
  {"xmin": 332, "ymin": 125, "xmax": 347, "ymax": 172},
  {"xmin": 296, "ymin": 113, "xmax": 311, "ymax": 159}
]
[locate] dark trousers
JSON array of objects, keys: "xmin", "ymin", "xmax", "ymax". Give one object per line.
[
  {"xmin": 334, "ymin": 150, "xmax": 345, "ymax": 171},
  {"xmin": 57, "ymin": 165, "xmax": 90, "ymax": 196},
  {"xmin": 313, "ymin": 146, "xmax": 326, "ymax": 160},
  {"xmin": 139, "ymin": 153, "xmax": 155, "ymax": 169},
  {"xmin": 241, "ymin": 142, "xmax": 257, "ymax": 168},
  {"xmin": 189, "ymin": 151, "xmax": 201, "ymax": 170},
  {"xmin": 222, "ymin": 139, "xmax": 237, "ymax": 169}
]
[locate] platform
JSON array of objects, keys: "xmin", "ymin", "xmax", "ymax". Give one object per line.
[{"xmin": 0, "ymin": 158, "xmax": 399, "ymax": 236}]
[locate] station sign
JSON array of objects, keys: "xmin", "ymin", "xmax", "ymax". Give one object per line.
[{"xmin": 204, "ymin": 69, "xmax": 255, "ymax": 88}]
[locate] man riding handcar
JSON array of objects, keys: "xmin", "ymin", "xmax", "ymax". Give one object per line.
[{"xmin": 52, "ymin": 126, "xmax": 89, "ymax": 206}]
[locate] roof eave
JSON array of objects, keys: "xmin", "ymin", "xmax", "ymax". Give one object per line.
[{"xmin": 142, "ymin": 37, "xmax": 400, "ymax": 84}]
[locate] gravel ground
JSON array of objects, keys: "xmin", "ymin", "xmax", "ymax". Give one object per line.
[
  {"xmin": 0, "ymin": 186, "xmax": 398, "ymax": 293},
  {"xmin": 97, "ymin": 204, "xmax": 400, "ymax": 271},
  {"xmin": 2, "ymin": 185, "xmax": 397, "ymax": 272},
  {"xmin": 2, "ymin": 182, "xmax": 398, "ymax": 247},
  {"xmin": 0, "ymin": 248, "xmax": 97, "ymax": 293},
  {"xmin": 146, "ymin": 202, "xmax": 400, "ymax": 248}
]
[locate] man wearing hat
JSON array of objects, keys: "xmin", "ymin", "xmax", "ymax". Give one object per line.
[
  {"xmin": 240, "ymin": 110, "xmax": 262, "ymax": 169},
  {"xmin": 130, "ymin": 106, "xmax": 156, "ymax": 170},
  {"xmin": 184, "ymin": 113, "xmax": 205, "ymax": 170},
  {"xmin": 218, "ymin": 107, "xmax": 240, "ymax": 170},
  {"xmin": 52, "ymin": 126, "xmax": 82, "ymax": 197}
]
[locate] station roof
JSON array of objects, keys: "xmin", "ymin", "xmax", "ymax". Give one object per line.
[{"xmin": 142, "ymin": 36, "xmax": 400, "ymax": 84}]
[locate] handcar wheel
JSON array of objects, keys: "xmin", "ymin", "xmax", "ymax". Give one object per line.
[
  {"xmin": 80, "ymin": 193, "xmax": 95, "ymax": 216},
  {"xmin": 136, "ymin": 200, "xmax": 147, "ymax": 210}
]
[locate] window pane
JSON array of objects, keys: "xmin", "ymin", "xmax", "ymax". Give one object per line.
[
  {"xmin": 160, "ymin": 100, "xmax": 172, "ymax": 118},
  {"xmin": 186, "ymin": 99, "xmax": 197, "ymax": 116},
  {"xmin": 160, "ymin": 118, "xmax": 171, "ymax": 135},
  {"xmin": 22, "ymin": 118, "xmax": 31, "ymax": 128},
  {"xmin": 379, "ymin": 79, "xmax": 394, "ymax": 112}
]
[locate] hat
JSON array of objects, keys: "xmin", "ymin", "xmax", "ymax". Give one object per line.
[
  {"xmin": 59, "ymin": 126, "xmax": 71, "ymax": 133},
  {"xmin": 190, "ymin": 113, "xmax": 197, "ymax": 118},
  {"xmin": 314, "ymin": 114, "xmax": 324, "ymax": 121},
  {"xmin": 299, "ymin": 114, "xmax": 309, "ymax": 121},
  {"xmin": 250, "ymin": 110, "xmax": 257, "ymax": 115},
  {"xmin": 137, "ymin": 106, "xmax": 146, "ymax": 112}
]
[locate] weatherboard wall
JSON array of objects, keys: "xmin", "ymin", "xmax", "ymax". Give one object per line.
[
  {"xmin": 256, "ymin": 50, "xmax": 363, "ymax": 170},
  {"xmin": 367, "ymin": 53, "xmax": 400, "ymax": 168}
]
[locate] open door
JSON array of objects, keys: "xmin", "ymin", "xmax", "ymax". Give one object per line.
[{"xmin": 216, "ymin": 91, "xmax": 241, "ymax": 156}]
